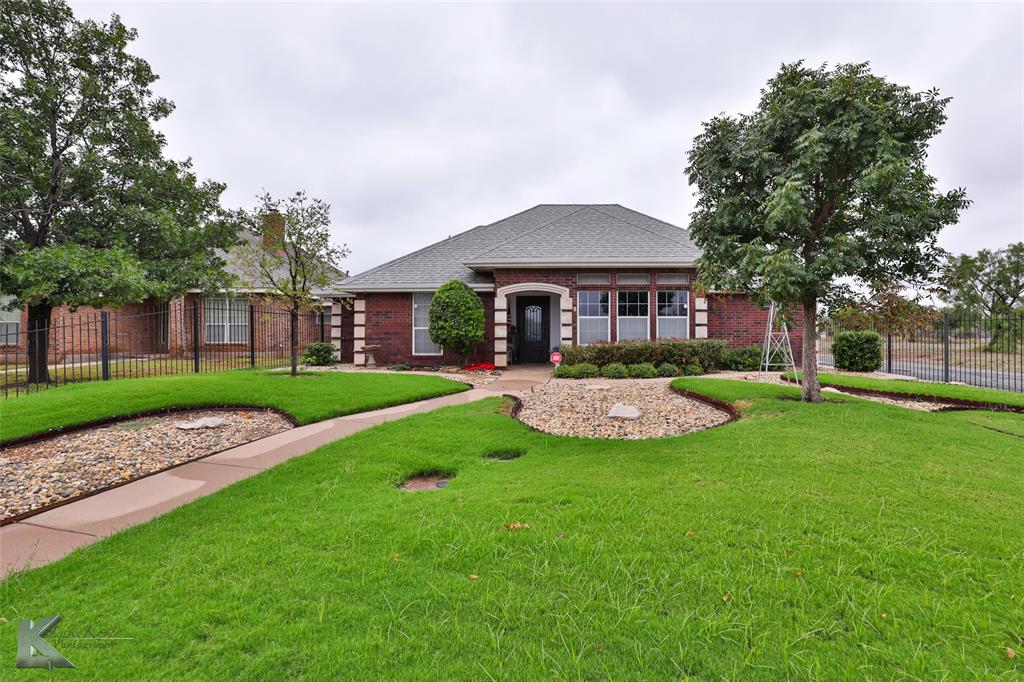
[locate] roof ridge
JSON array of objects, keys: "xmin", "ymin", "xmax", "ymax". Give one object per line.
[
  {"xmin": 466, "ymin": 205, "xmax": 592, "ymax": 261},
  {"xmin": 589, "ymin": 205, "xmax": 692, "ymax": 248},
  {"xmin": 338, "ymin": 204, "xmax": 569, "ymax": 286}
]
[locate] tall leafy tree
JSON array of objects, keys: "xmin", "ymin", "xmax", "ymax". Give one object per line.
[
  {"xmin": 428, "ymin": 280, "xmax": 485, "ymax": 366},
  {"xmin": 231, "ymin": 191, "xmax": 348, "ymax": 376},
  {"xmin": 1, "ymin": 0, "xmax": 235, "ymax": 383},
  {"xmin": 686, "ymin": 62, "xmax": 969, "ymax": 401},
  {"xmin": 941, "ymin": 243, "xmax": 1024, "ymax": 351}
]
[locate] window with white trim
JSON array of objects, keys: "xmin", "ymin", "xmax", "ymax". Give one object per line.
[
  {"xmin": 205, "ymin": 296, "xmax": 249, "ymax": 344},
  {"xmin": 412, "ymin": 293, "xmax": 442, "ymax": 355},
  {"xmin": 657, "ymin": 290, "xmax": 689, "ymax": 339},
  {"xmin": 617, "ymin": 291, "xmax": 649, "ymax": 341},
  {"xmin": 617, "ymin": 273, "xmax": 650, "ymax": 285},
  {"xmin": 0, "ymin": 295, "xmax": 20, "ymax": 344},
  {"xmin": 657, "ymin": 273, "xmax": 689, "ymax": 285},
  {"xmin": 577, "ymin": 273, "xmax": 610, "ymax": 285},
  {"xmin": 577, "ymin": 290, "xmax": 610, "ymax": 344}
]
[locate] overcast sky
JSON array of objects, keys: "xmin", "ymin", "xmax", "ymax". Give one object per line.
[{"xmin": 73, "ymin": 1, "xmax": 1023, "ymax": 275}]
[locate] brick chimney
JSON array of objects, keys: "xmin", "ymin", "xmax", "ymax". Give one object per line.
[{"xmin": 261, "ymin": 211, "xmax": 285, "ymax": 254}]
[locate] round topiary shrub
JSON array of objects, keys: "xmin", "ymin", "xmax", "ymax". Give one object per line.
[
  {"xmin": 428, "ymin": 280, "xmax": 485, "ymax": 365},
  {"xmin": 832, "ymin": 331, "xmax": 882, "ymax": 372},
  {"xmin": 600, "ymin": 362, "xmax": 628, "ymax": 379},
  {"xmin": 656, "ymin": 362, "xmax": 679, "ymax": 377},
  {"xmin": 301, "ymin": 342, "xmax": 336, "ymax": 366},
  {"xmin": 627, "ymin": 363, "xmax": 658, "ymax": 378}
]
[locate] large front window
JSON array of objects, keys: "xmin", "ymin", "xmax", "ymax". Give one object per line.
[
  {"xmin": 412, "ymin": 293, "xmax": 442, "ymax": 355},
  {"xmin": 617, "ymin": 291, "xmax": 649, "ymax": 341},
  {"xmin": 205, "ymin": 296, "xmax": 249, "ymax": 344},
  {"xmin": 577, "ymin": 291, "xmax": 609, "ymax": 344},
  {"xmin": 0, "ymin": 295, "xmax": 20, "ymax": 345},
  {"xmin": 657, "ymin": 290, "xmax": 689, "ymax": 339}
]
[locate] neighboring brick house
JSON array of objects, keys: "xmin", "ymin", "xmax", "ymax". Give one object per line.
[
  {"xmin": 330, "ymin": 204, "xmax": 801, "ymax": 367},
  {"xmin": 0, "ymin": 227, "xmax": 337, "ymax": 363}
]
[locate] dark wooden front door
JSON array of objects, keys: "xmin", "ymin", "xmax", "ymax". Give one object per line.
[{"xmin": 516, "ymin": 296, "xmax": 550, "ymax": 363}]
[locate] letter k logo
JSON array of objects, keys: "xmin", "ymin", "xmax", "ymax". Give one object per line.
[{"xmin": 16, "ymin": 615, "xmax": 75, "ymax": 669}]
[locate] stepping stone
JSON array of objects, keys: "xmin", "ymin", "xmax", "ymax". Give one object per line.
[
  {"xmin": 607, "ymin": 403, "xmax": 641, "ymax": 420},
  {"xmin": 173, "ymin": 417, "xmax": 231, "ymax": 430}
]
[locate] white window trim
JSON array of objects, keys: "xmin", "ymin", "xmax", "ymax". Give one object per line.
[
  {"xmin": 656, "ymin": 289, "xmax": 690, "ymax": 340},
  {"xmin": 616, "ymin": 290, "xmax": 650, "ymax": 342},
  {"xmin": 204, "ymin": 296, "xmax": 249, "ymax": 345},
  {"xmin": 576, "ymin": 290, "xmax": 610, "ymax": 345},
  {"xmin": 412, "ymin": 293, "xmax": 443, "ymax": 356}
]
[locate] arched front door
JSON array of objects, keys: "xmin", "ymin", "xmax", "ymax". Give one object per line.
[{"xmin": 515, "ymin": 296, "xmax": 550, "ymax": 363}]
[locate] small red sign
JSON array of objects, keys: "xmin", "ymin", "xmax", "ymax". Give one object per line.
[{"xmin": 550, "ymin": 351, "xmax": 562, "ymax": 365}]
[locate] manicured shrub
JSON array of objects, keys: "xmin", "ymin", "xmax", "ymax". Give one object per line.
[
  {"xmin": 832, "ymin": 331, "xmax": 883, "ymax": 372},
  {"xmin": 683, "ymin": 363, "xmax": 703, "ymax": 376},
  {"xmin": 600, "ymin": 362, "xmax": 629, "ymax": 379},
  {"xmin": 560, "ymin": 340, "xmax": 728, "ymax": 371},
  {"xmin": 723, "ymin": 345, "xmax": 762, "ymax": 371},
  {"xmin": 656, "ymin": 362, "xmax": 679, "ymax": 377},
  {"xmin": 627, "ymin": 363, "xmax": 658, "ymax": 378},
  {"xmin": 301, "ymin": 342, "xmax": 335, "ymax": 366},
  {"xmin": 554, "ymin": 362, "xmax": 600, "ymax": 379},
  {"xmin": 428, "ymin": 280, "xmax": 485, "ymax": 364}
]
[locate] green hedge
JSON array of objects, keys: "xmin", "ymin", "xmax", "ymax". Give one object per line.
[
  {"xmin": 832, "ymin": 331, "xmax": 882, "ymax": 372},
  {"xmin": 723, "ymin": 345, "xmax": 762, "ymax": 371},
  {"xmin": 560, "ymin": 340, "xmax": 728, "ymax": 370}
]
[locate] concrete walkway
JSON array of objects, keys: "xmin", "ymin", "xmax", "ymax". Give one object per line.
[{"xmin": 1, "ymin": 367, "xmax": 551, "ymax": 578}]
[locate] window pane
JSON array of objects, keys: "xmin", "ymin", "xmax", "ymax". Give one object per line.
[
  {"xmin": 579, "ymin": 291, "xmax": 609, "ymax": 317},
  {"xmin": 617, "ymin": 291, "xmax": 648, "ymax": 317},
  {"xmin": 412, "ymin": 293, "xmax": 432, "ymax": 327},
  {"xmin": 657, "ymin": 290, "xmax": 688, "ymax": 317},
  {"xmin": 413, "ymin": 328, "xmax": 441, "ymax": 355},
  {"xmin": 658, "ymin": 317, "xmax": 688, "ymax": 339},
  {"xmin": 229, "ymin": 324, "xmax": 249, "ymax": 344},
  {"xmin": 0, "ymin": 296, "xmax": 20, "ymax": 323},
  {"xmin": 618, "ymin": 317, "xmax": 648, "ymax": 341},
  {"xmin": 579, "ymin": 317, "xmax": 609, "ymax": 344},
  {"xmin": 617, "ymin": 273, "xmax": 649, "ymax": 285},
  {"xmin": 0, "ymin": 321, "xmax": 18, "ymax": 344},
  {"xmin": 577, "ymin": 273, "xmax": 610, "ymax": 285}
]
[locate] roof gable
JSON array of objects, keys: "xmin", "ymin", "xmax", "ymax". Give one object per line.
[{"xmin": 334, "ymin": 204, "xmax": 700, "ymax": 292}]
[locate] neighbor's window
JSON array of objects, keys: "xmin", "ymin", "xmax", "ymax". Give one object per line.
[
  {"xmin": 205, "ymin": 296, "xmax": 249, "ymax": 344},
  {"xmin": 657, "ymin": 290, "xmax": 689, "ymax": 339},
  {"xmin": 412, "ymin": 293, "xmax": 442, "ymax": 355},
  {"xmin": 617, "ymin": 291, "xmax": 649, "ymax": 341},
  {"xmin": 0, "ymin": 295, "xmax": 20, "ymax": 344},
  {"xmin": 577, "ymin": 290, "xmax": 609, "ymax": 344}
]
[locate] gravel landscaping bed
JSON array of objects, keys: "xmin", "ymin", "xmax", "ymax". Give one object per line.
[
  {"xmin": 0, "ymin": 409, "xmax": 292, "ymax": 521},
  {"xmin": 515, "ymin": 379, "xmax": 731, "ymax": 439},
  {"xmin": 317, "ymin": 364, "xmax": 501, "ymax": 388}
]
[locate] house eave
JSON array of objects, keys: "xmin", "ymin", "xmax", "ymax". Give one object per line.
[
  {"xmin": 465, "ymin": 260, "xmax": 697, "ymax": 270},
  {"xmin": 329, "ymin": 284, "xmax": 496, "ymax": 294}
]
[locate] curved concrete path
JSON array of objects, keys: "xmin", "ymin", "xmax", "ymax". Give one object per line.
[{"xmin": 1, "ymin": 367, "xmax": 551, "ymax": 578}]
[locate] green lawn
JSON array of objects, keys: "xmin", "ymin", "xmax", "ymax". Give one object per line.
[
  {"xmin": 805, "ymin": 371, "xmax": 1024, "ymax": 407},
  {"xmin": 2, "ymin": 378, "xmax": 1022, "ymax": 679},
  {"xmin": 0, "ymin": 369, "xmax": 469, "ymax": 442}
]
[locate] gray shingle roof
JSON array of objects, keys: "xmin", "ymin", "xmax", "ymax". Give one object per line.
[{"xmin": 333, "ymin": 204, "xmax": 700, "ymax": 292}]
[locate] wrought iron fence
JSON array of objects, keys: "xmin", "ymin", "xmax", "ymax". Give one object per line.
[
  {"xmin": 817, "ymin": 311, "xmax": 1024, "ymax": 393},
  {"xmin": 1, "ymin": 299, "xmax": 329, "ymax": 396}
]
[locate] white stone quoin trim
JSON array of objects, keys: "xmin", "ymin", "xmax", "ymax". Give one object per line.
[
  {"xmin": 353, "ymin": 295, "xmax": 366, "ymax": 365},
  {"xmin": 694, "ymin": 296, "xmax": 708, "ymax": 339},
  {"xmin": 494, "ymin": 282, "xmax": 573, "ymax": 368}
]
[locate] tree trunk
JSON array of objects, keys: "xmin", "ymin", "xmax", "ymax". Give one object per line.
[
  {"xmin": 26, "ymin": 303, "xmax": 54, "ymax": 385},
  {"xmin": 801, "ymin": 298, "xmax": 822, "ymax": 403},
  {"xmin": 290, "ymin": 301, "xmax": 299, "ymax": 377}
]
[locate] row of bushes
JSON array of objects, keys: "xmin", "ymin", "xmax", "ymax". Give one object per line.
[
  {"xmin": 554, "ymin": 361, "xmax": 705, "ymax": 379},
  {"xmin": 558, "ymin": 340, "xmax": 764, "ymax": 373}
]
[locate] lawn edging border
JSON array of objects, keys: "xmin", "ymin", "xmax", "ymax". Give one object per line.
[
  {"xmin": 0, "ymin": 405, "xmax": 300, "ymax": 450},
  {"xmin": 781, "ymin": 376, "xmax": 1024, "ymax": 413}
]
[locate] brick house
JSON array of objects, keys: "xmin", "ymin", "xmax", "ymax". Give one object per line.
[
  {"xmin": 0, "ymin": 227, "xmax": 332, "ymax": 364},
  {"xmin": 330, "ymin": 204, "xmax": 800, "ymax": 367}
]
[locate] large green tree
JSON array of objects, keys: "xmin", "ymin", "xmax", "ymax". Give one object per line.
[
  {"xmin": 686, "ymin": 62, "xmax": 969, "ymax": 401},
  {"xmin": 941, "ymin": 242, "xmax": 1024, "ymax": 351},
  {"xmin": 1, "ymin": 0, "xmax": 235, "ymax": 383}
]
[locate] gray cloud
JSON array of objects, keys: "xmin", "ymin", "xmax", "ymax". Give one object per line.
[{"xmin": 73, "ymin": 1, "xmax": 1023, "ymax": 273}]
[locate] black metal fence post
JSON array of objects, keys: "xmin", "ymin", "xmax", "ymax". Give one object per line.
[
  {"xmin": 942, "ymin": 312, "xmax": 950, "ymax": 383},
  {"xmin": 319, "ymin": 308, "xmax": 326, "ymax": 343},
  {"xmin": 192, "ymin": 300, "xmax": 201, "ymax": 374},
  {"xmin": 100, "ymin": 311, "xmax": 111, "ymax": 381},
  {"xmin": 249, "ymin": 303, "xmax": 256, "ymax": 368},
  {"xmin": 886, "ymin": 333, "xmax": 893, "ymax": 374}
]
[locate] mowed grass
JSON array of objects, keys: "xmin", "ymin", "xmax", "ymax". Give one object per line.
[
  {"xmin": 2, "ymin": 378, "xmax": 1022, "ymax": 679},
  {"xmin": 0, "ymin": 369, "xmax": 468, "ymax": 442},
  {"xmin": 806, "ymin": 371, "xmax": 1024, "ymax": 407}
]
